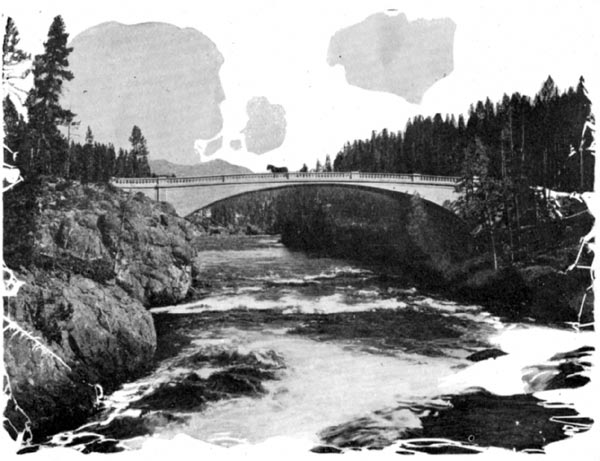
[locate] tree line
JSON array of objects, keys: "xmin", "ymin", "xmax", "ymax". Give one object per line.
[
  {"xmin": 333, "ymin": 76, "xmax": 593, "ymax": 192},
  {"xmin": 3, "ymin": 16, "xmax": 152, "ymax": 182}
]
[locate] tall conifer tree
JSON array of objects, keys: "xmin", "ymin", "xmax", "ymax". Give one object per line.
[{"xmin": 25, "ymin": 15, "xmax": 74, "ymax": 177}]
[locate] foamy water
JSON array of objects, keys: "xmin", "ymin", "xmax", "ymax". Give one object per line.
[
  {"xmin": 25, "ymin": 236, "xmax": 594, "ymax": 458},
  {"xmin": 151, "ymin": 292, "xmax": 407, "ymax": 314},
  {"xmin": 130, "ymin": 328, "xmax": 460, "ymax": 447}
]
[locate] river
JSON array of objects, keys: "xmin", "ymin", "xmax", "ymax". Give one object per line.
[{"xmin": 42, "ymin": 235, "xmax": 594, "ymax": 456}]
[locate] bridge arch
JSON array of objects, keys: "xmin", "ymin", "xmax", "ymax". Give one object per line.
[
  {"xmin": 185, "ymin": 182, "xmax": 457, "ymax": 220},
  {"xmin": 192, "ymin": 182, "xmax": 473, "ymax": 269},
  {"xmin": 111, "ymin": 172, "xmax": 460, "ymax": 218}
]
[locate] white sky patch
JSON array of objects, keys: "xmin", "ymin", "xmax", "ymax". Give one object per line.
[{"xmin": 4, "ymin": 0, "xmax": 600, "ymax": 171}]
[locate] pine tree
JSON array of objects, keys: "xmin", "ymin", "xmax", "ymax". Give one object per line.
[
  {"xmin": 68, "ymin": 141, "xmax": 81, "ymax": 180},
  {"xmin": 129, "ymin": 125, "xmax": 151, "ymax": 177},
  {"xmin": 80, "ymin": 126, "xmax": 94, "ymax": 183},
  {"xmin": 3, "ymin": 17, "xmax": 30, "ymax": 106},
  {"xmin": 103, "ymin": 144, "xmax": 117, "ymax": 181},
  {"xmin": 3, "ymin": 96, "xmax": 27, "ymax": 165},
  {"xmin": 25, "ymin": 15, "xmax": 74, "ymax": 178},
  {"xmin": 573, "ymin": 76, "xmax": 594, "ymax": 191},
  {"xmin": 453, "ymin": 138, "xmax": 503, "ymax": 270},
  {"xmin": 324, "ymin": 154, "xmax": 333, "ymax": 172},
  {"xmin": 3, "ymin": 18, "xmax": 30, "ymax": 169},
  {"xmin": 115, "ymin": 148, "xmax": 127, "ymax": 177}
]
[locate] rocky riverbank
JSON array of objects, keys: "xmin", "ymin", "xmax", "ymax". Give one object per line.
[
  {"xmin": 451, "ymin": 249, "xmax": 594, "ymax": 324},
  {"xmin": 3, "ymin": 179, "xmax": 203, "ymax": 440}
]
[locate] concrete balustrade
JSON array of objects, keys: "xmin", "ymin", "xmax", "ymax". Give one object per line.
[{"xmin": 111, "ymin": 172, "xmax": 459, "ymax": 187}]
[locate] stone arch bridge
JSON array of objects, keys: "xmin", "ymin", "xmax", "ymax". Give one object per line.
[{"xmin": 111, "ymin": 172, "xmax": 461, "ymax": 217}]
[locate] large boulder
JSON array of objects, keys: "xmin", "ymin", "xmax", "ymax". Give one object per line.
[{"xmin": 3, "ymin": 270, "xmax": 156, "ymax": 440}]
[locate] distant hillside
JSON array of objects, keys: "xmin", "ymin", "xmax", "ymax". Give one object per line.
[{"xmin": 149, "ymin": 159, "xmax": 253, "ymax": 177}]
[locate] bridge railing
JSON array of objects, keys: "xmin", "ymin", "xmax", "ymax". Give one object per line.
[{"xmin": 110, "ymin": 172, "xmax": 460, "ymax": 187}]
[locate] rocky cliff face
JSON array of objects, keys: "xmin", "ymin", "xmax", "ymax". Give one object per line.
[
  {"xmin": 5, "ymin": 180, "xmax": 202, "ymax": 306},
  {"xmin": 3, "ymin": 179, "xmax": 203, "ymax": 440},
  {"xmin": 4, "ymin": 271, "xmax": 156, "ymax": 439}
]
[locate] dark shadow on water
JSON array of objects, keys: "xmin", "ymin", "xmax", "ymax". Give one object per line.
[
  {"xmin": 317, "ymin": 389, "xmax": 592, "ymax": 454},
  {"xmin": 287, "ymin": 307, "xmax": 487, "ymax": 356}
]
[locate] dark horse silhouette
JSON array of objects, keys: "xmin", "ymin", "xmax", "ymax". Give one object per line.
[{"xmin": 266, "ymin": 164, "xmax": 288, "ymax": 173}]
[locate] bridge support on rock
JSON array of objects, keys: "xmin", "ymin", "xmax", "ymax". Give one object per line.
[{"xmin": 111, "ymin": 172, "xmax": 460, "ymax": 217}]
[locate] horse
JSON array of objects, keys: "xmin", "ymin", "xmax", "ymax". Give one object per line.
[{"xmin": 266, "ymin": 164, "xmax": 288, "ymax": 173}]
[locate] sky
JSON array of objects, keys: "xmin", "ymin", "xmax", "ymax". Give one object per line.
[{"xmin": 3, "ymin": 0, "xmax": 600, "ymax": 171}]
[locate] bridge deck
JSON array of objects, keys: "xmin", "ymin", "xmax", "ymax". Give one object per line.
[{"xmin": 111, "ymin": 172, "xmax": 460, "ymax": 188}]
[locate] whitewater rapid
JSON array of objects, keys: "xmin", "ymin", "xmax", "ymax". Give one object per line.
[{"xmin": 24, "ymin": 236, "xmax": 595, "ymax": 459}]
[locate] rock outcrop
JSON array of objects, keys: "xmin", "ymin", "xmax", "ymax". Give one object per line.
[
  {"xmin": 3, "ymin": 179, "xmax": 203, "ymax": 440},
  {"xmin": 4, "ymin": 270, "xmax": 156, "ymax": 439},
  {"xmin": 4, "ymin": 179, "xmax": 202, "ymax": 306}
]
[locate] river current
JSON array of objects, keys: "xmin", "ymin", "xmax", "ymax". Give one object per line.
[{"xmin": 40, "ymin": 235, "xmax": 594, "ymax": 456}]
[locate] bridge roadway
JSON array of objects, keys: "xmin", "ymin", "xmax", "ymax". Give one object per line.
[{"xmin": 111, "ymin": 171, "xmax": 460, "ymax": 217}]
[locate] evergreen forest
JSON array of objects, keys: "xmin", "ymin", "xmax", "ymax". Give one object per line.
[{"xmin": 333, "ymin": 77, "xmax": 593, "ymax": 193}]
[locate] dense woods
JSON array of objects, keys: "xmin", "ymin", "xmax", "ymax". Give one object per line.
[
  {"xmin": 333, "ymin": 76, "xmax": 593, "ymax": 192},
  {"xmin": 3, "ymin": 16, "xmax": 151, "ymax": 183}
]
